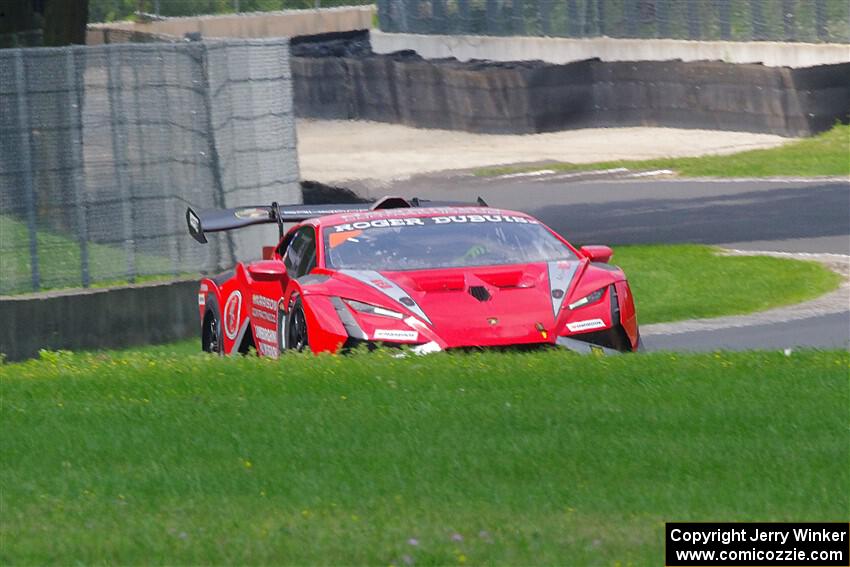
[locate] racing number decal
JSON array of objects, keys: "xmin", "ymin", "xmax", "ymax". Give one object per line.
[{"xmin": 223, "ymin": 291, "xmax": 242, "ymax": 340}]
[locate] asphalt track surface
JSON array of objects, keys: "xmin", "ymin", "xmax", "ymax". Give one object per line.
[{"xmin": 367, "ymin": 175, "xmax": 850, "ymax": 351}]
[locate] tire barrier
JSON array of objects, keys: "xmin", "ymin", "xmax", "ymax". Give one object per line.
[{"xmin": 292, "ymin": 45, "xmax": 850, "ymax": 137}]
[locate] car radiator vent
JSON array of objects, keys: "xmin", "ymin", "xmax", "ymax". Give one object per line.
[{"xmin": 468, "ymin": 285, "xmax": 491, "ymax": 302}]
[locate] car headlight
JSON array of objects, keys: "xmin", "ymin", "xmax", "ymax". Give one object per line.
[
  {"xmin": 344, "ymin": 299, "xmax": 404, "ymax": 319},
  {"xmin": 568, "ymin": 287, "xmax": 606, "ymax": 310}
]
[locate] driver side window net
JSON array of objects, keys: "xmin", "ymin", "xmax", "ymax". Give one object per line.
[{"xmin": 284, "ymin": 227, "xmax": 317, "ymax": 278}]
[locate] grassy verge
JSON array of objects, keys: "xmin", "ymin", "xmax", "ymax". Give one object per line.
[
  {"xmin": 2, "ymin": 349, "xmax": 848, "ymax": 565},
  {"xmin": 475, "ymin": 123, "xmax": 850, "ymax": 178},
  {"xmin": 613, "ymin": 245, "xmax": 841, "ymax": 324},
  {"xmin": 0, "ymin": 214, "xmax": 179, "ymax": 295}
]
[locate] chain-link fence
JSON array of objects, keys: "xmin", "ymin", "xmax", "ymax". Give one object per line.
[
  {"xmin": 377, "ymin": 0, "xmax": 850, "ymax": 43},
  {"xmin": 0, "ymin": 39, "xmax": 300, "ymax": 295}
]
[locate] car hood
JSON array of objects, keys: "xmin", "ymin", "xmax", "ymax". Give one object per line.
[{"xmin": 336, "ymin": 261, "xmax": 586, "ymax": 347}]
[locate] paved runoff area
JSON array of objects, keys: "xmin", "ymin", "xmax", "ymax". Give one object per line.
[{"xmin": 297, "ymin": 119, "xmax": 788, "ymax": 184}]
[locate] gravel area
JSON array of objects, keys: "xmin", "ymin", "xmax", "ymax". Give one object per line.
[{"xmin": 297, "ymin": 119, "xmax": 790, "ymax": 184}]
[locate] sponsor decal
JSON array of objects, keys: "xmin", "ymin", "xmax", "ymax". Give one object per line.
[
  {"xmin": 338, "ymin": 207, "xmax": 503, "ymax": 222},
  {"xmin": 548, "ymin": 260, "xmax": 579, "ymax": 317},
  {"xmin": 432, "ymin": 215, "xmax": 534, "ymax": 224},
  {"xmin": 566, "ymin": 318, "xmax": 606, "ymax": 333},
  {"xmin": 371, "ymin": 278, "xmax": 392, "ymax": 290},
  {"xmin": 223, "ymin": 291, "xmax": 242, "ymax": 340},
  {"xmin": 188, "ymin": 211, "xmax": 201, "ymax": 233},
  {"xmin": 251, "ymin": 308, "xmax": 277, "ymax": 324},
  {"xmin": 332, "ymin": 218, "xmax": 424, "ymax": 232},
  {"xmin": 252, "ymin": 294, "xmax": 277, "ymax": 311},
  {"xmin": 257, "ymin": 342, "xmax": 279, "ymax": 358},
  {"xmin": 234, "ymin": 207, "xmax": 268, "ymax": 220},
  {"xmin": 198, "ymin": 293, "xmax": 206, "ymax": 306},
  {"xmin": 200, "ymin": 283, "xmax": 208, "ymax": 292},
  {"xmin": 254, "ymin": 326, "xmax": 277, "ymax": 343},
  {"xmin": 331, "ymin": 215, "xmax": 537, "ymax": 232},
  {"xmin": 373, "ymin": 329, "xmax": 419, "ymax": 342}
]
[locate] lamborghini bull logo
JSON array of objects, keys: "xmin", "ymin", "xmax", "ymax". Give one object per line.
[{"xmin": 224, "ymin": 291, "xmax": 242, "ymax": 340}]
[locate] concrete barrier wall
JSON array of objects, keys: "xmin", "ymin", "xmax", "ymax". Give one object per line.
[
  {"xmin": 89, "ymin": 6, "xmax": 374, "ymax": 41},
  {"xmin": 0, "ymin": 280, "xmax": 200, "ymax": 362},
  {"xmin": 0, "ymin": 183, "xmax": 363, "ymax": 362},
  {"xmin": 371, "ymin": 31, "xmax": 850, "ymax": 69},
  {"xmin": 293, "ymin": 50, "xmax": 850, "ymax": 137}
]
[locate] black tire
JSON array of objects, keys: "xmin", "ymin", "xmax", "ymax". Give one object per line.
[
  {"xmin": 284, "ymin": 297, "xmax": 310, "ymax": 352},
  {"xmin": 201, "ymin": 296, "xmax": 224, "ymax": 355}
]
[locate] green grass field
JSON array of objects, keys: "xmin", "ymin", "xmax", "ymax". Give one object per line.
[
  {"xmin": 1, "ymin": 349, "xmax": 848, "ymax": 565},
  {"xmin": 2, "ymin": 232, "xmax": 840, "ymax": 324},
  {"xmin": 476, "ymin": 123, "xmax": 850, "ymax": 178},
  {"xmin": 613, "ymin": 245, "xmax": 840, "ymax": 324},
  {"xmin": 0, "ymin": 215, "xmax": 177, "ymax": 295},
  {"xmin": 58, "ymin": 239, "xmax": 845, "ymax": 359}
]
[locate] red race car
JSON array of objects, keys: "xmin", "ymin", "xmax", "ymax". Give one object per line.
[{"xmin": 186, "ymin": 197, "xmax": 640, "ymax": 357}]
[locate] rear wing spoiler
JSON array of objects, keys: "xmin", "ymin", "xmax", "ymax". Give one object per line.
[{"xmin": 186, "ymin": 195, "xmax": 487, "ymax": 244}]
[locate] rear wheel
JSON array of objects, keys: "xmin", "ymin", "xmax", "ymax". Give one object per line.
[{"xmin": 201, "ymin": 298, "xmax": 223, "ymax": 355}]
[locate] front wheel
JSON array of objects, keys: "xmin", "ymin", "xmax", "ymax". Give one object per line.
[
  {"xmin": 281, "ymin": 297, "xmax": 310, "ymax": 352},
  {"xmin": 201, "ymin": 298, "xmax": 223, "ymax": 355}
]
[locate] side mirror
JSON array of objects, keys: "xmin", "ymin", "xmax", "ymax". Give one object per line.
[
  {"xmin": 247, "ymin": 260, "xmax": 286, "ymax": 281},
  {"xmin": 580, "ymin": 245, "xmax": 613, "ymax": 263}
]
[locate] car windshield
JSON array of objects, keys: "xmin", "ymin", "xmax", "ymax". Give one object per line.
[{"xmin": 323, "ymin": 214, "xmax": 576, "ymax": 271}]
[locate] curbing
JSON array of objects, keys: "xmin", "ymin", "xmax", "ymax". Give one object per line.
[{"xmin": 0, "ymin": 279, "xmax": 201, "ymax": 362}]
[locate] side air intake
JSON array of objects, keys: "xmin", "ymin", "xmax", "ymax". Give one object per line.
[{"xmin": 469, "ymin": 286, "xmax": 491, "ymax": 302}]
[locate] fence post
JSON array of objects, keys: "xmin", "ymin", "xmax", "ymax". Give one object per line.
[
  {"xmin": 815, "ymin": 0, "xmax": 827, "ymax": 41},
  {"xmin": 782, "ymin": 0, "xmax": 796, "ymax": 41},
  {"xmin": 656, "ymin": 0, "xmax": 670, "ymax": 37},
  {"xmin": 596, "ymin": 0, "xmax": 606, "ymax": 36},
  {"xmin": 66, "ymin": 47, "xmax": 90, "ymax": 288},
  {"xmin": 199, "ymin": 42, "xmax": 235, "ymax": 270},
  {"xmin": 750, "ymin": 0, "xmax": 766, "ymax": 40},
  {"xmin": 13, "ymin": 50, "xmax": 40, "ymax": 292},
  {"xmin": 458, "ymin": 0, "xmax": 471, "ymax": 33},
  {"xmin": 431, "ymin": 0, "xmax": 447, "ymax": 34},
  {"xmin": 538, "ymin": 0, "xmax": 552, "ymax": 36},
  {"xmin": 687, "ymin": 0, "xmax": 701, "ymax": 39},
  {"xmin": 106, "ymin": 45, "xmax": 137, "ymax": 283},
  {"xmin": 583, "ymin": 0, "xmax": 595, "ymax": 36},
  {"xmin": 375, "ymin": 0, "xmax": 390, "ymax": 32},
  {"xmin": 486, "ymin": 0, "xmax": 500, "ymax": 35},
  {"xmin": 567, "ymin": 0, "xmax": 580, "ymax": 36},
  {"xmin": 398, "ymin": 0, "xmax": 410, "ymax": 34},
  {"xmin": 624, "ymin": 0, "xmax": 637, "ymax": 37},
  {"xmin": 717, "ymin": 0, "xmax": 731, "ymax": 39},
  {"xmin": 155, "ymin": 46, "xmax": 183, "ymax": 278}
]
